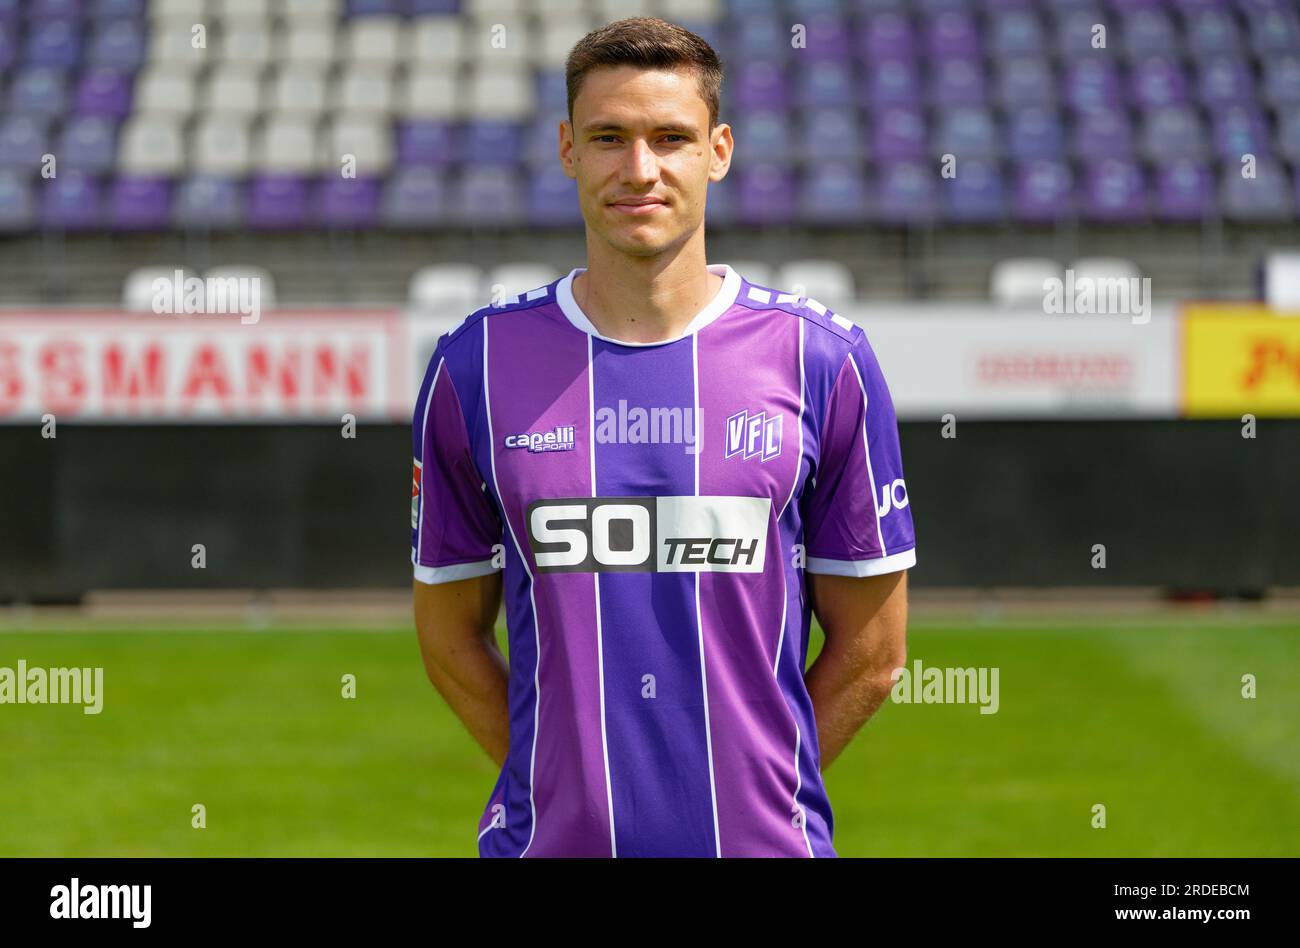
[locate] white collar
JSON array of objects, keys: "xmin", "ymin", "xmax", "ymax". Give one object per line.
[{"xmin": 555, "ymin": 263, "xmax": 742, "ymax": 347}]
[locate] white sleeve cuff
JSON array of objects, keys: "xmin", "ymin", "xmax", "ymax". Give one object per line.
[
  {"xmin": 412, "ymin": 557, "xmax": 500, "ymax": 585},
  {"xmin": 805, "ymin": 547, "xmax": 916, "ymax": 577}
]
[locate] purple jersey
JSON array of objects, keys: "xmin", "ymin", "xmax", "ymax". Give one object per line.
[{"xmin": 411, "ymin": 263, "xmax": 916, "ymax": 857}]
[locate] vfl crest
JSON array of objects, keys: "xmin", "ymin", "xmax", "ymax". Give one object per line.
[{"xmin": 724, "ymin": 408, "xmax": 782, "ymax": 463}]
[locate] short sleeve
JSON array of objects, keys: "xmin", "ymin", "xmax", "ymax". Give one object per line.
[
  {"xmin": 803, "ymin": 327, "xmax": 916, "ymax": 577},
  {"xmin": 411, "ymin": 337, "xmax": 503, "ymax": 584}
]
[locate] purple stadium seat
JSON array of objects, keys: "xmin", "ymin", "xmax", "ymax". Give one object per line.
[
  {"xmin": 30, "ymin": 0, "xmax": 83, "ymax": 17},
  {"xmin": 871, "ymin": 107, "xmax": 927, "ymax": 161},
  {"xmin": 1185, "ymin": 9, "xmax": 1244, "ymax": 56},
  {"xmin": 0, "ymin": 115, "xmax": 50, "ymax": 170},
  {"xmin": 1071, "ymin": 108, "xmax": 1134, "ymax": 161},
  {"xmin": 535, "ymin": 71, "xmax": 565, "ymax": 114},
  {"xmin": 74, "ymin": 68, "xmax": 133, "ymax": 118},
  {"xmin": 90, "ymin": 0, "xmax": 145, "ymax": 17},
  {"xmin": 803, "ymin": 15, "xmax": 854, "ymax": 61},
  {"xmin": 1198, "ymin": 57, "xmax": 1255, "ymax": 107},
  {"xmin": 703, "ymin": 173, "xmax": 734, "ymax": 228},
  {"xmin": 1221, "ymin": 158, "xmax": 1294, "ymax": 221},
  {"xmin": 986, "ymin": 9, "xmax": 1045, "ymax": 57},
  {"xmin": 1262, "ymin": 53, "xmax": 1300, "ymax": 108},
  {"xmin": 1007, "ymin": 106, "xmax": 1066, "ymax": 160},
  {"xmin": 407, "ymin": 0, "xmax": 457, "ymax": 12},
  {"xmin": 941, "ymin": 158, "xmax": 1006, "ymax": 223},
  {"xmin": 524, "ymin": 166, "xmax": 583, "ymax": 228},
  {"xmin": 0, "ymin": 26, "xmax": 14, "ymax": 72},
  {"xmin": 734, "ymin": 61, "xmax": 789, "ymax": 110},
  {"xmin": 1139, "ymin": 107, "xmax": 1208, "ymax": 161},
  {"xmin": 458, "ymin": 121, "xmax": 523, "ymax": 166},
  {"xmin": 1276, "ymin": 110, "xmax": 1300, "ymax": 164},
  {"xmin": 247, "ymin": 175, "xmax": 311, "ymax": 230},
  {"xmin": 1212, "ymin": 106, "xmax": 1273, "ymax": 159},
  {"xmin": 798, "ymin": 162, "xmax": 869, "ymax": 225},
  {"xmin": 398, "ymin": 120, "xmax": 455, "ymax": 167},
  {"xmin": 933, "ymin": 106, "xmax": 1000, "ymax": 160},
  {"xmin": 0, "ymin": 170, "xmax": 36, "ymax": 231},
  {"xmin": 107, "ymin": 176, "xmax": 171, "ymax": 231},
  {"xmin": 859, "ymin": 13, "xmax": 916, "ymax": 60},
  {"xmin": 996, "ymin": 58, "xmax": 1056, "ymax": 109},
  {"xmin": 86, "ymin": 20, "xmax": 146, "ymax": 71},
  {"xmin": 872, "ymin": 160, "xmax": 937, "ymax": 225},
  {"xmin": 381, "ymin": 167, "xmax": 450, "ymax": 228},
  {"xmin": 452, "ymin": 166, "xmax": 523, "ymax": 227},
  {"xmin": 927, "ymin": 12, "xmax": 982, "ymax": 59},
  {"xmin": 1056, "ymin": 9, "xmax": 1111, "ymax": 61},
  {"xmin": 736, "ymin": 16, "xmax": 790, "ymax": 62},
  {"xmin": 797, "ymin": 60, "xmax": 856, "ymax": 109},
  {"xmin": 56, "ymin": 115, "xmax": 117, "ymax": 173},
  {"xmin": 917, "ymin": 0, "xmax": 973, "ymax": 11},
  {"xmin": 1013, "ymin": 159, "xmax": 1075, "ymax": 223},
  {"xmin": 1249, "ymin": 8, "xmax": 1300, "ymax": 55},
  {"xmin": 867, "ymin": 56, "xmax": 922, "ymax": 109},
  {"xmin": 1065, "ymin": 60, "xmax": 1122, "ymax": 114},
  {"xmin": 1153, "ymin": 160, "xmax": 1215, "ymax": 222},
  {"xmin": 1081, "ymin": 158, "xmax": 1148, "ymax": 223},
  {"xmin": 174, "ymin": 175, "xmax": 245, "ymax": 229},
  {"xmin": 929, "ymin": 58, "xmax": 987, "ymax": 108},
  {"xmin": 7, "ymin": 66, "xmax": 69, "ymax": 115},
  {"xmin": 315, "ymin": 176, "xmax": 381, "ymax": 228},
  {"xmin": 24, "ymin": 20, "xmax": 81, "ymax": 70},
  {"xmin": 732, "ymin": 110, "xmax": 795, "ymax": 168},
  {"xmin": 1130, "ymin": 59, "xmax": 1189, "ymax": 110},
  {"xmin": 735, "ymin": 164, "xmax": 796, "ymax": 225},
  {"xmin": 40, "ymin": 172, "xmax": 103, "ymax": 231},
  {"xmin": 799, "ymin": 108, "xmax": 866, "ymax": 164},
  {"xmin": 346, "ymin": 0, "xmax": 403, "ymax": 15},
  {"xmin": 1121, "ymin": 10, "xmax": 1181, "ymax": 58}
]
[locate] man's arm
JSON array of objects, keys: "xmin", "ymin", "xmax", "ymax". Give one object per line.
[
  {"xmin": 413, "ymin": 573, "xmax": 509, "ymax": 768},
  {"xmin": 804, "ymin": 569, "xmax": 909, "ymax": 772}
]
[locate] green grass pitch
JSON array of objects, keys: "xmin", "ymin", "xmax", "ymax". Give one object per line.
[{"xmin": 1, "ymin": 615, "xmax": 1297, "ymax": 856}]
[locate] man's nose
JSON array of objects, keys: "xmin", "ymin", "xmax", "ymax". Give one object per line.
[{"xmin": 622, "ymin": 139, "xmax": 659, "ymax": 184}]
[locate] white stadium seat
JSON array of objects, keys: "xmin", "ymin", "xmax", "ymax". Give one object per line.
[
  {"xmin": 537, "ymin": 21, "xmax": 593, "ymax": 68},
  {"xmin": 147, "ymin": 22, "xmax": 211, "ymax": 70},
  {"xmin": 487, "ymin": 263, "xmax": 562, "ymax": 301},
  {"xmin": 204, "ymin": 266, "xmax": 277, "ymax": 310},
  {"xmin": 398, "ymin": 70, "xmax": 459, "ymax": 119},
  {"xmin": 274, "ymin": 0, "xmax": 340, "ymax": 22},
  {"xmin": 191, "ymin": 118, "xmax": 253, "ymax": 175},
  {"xmin": 595, "ymin": 0, "xmax": 656, "ymax": 18},
  {"xmin": 465, "ymin": 70, "xmax": 533, "ymax": 120},
  {"xmin": 1070, "ymin": 257, "xmax": 1142, "ymax": 285},
  {"xmin": 661, "ymin": 0, "xmax": 723, "ymax": 19},
  {"xmin": 776, "ymin": 260, "xmax": 857, "ymax": 309},
  {"xmin": 201, "ymin": 66, "xmax": 264, "ymax": 117},
  {"xmin": 465, "ymin": 0, "xmax": 528, "ymax": 16},
  {"xmin": 268, "ymin": 67, "xmax": 328, "ymax": 116},
  {"xmin": 324, "ymin": 115, "xmax": 394, "ymax": 175},
  {"xmin": 990, "ymin": 257, "xmax": 1065, "ymax": 307},
  {"xmin": 333, "ymin": 66, "xmax": 396, "ymax": 115},
  {"xmin": 727, "ymin": 260, "xmax": 774, "ymax": 288},
  {"xmin": 343, "ymin": 17, "xmax": 402, "ymax": 65},
  {"xmin": 406, "ymin": 18, "xmax": 467, "ymax": 67},
  {"xmin": 134, "ymin": 66, "xmax": 197, "ymax": 115},
  {"xmin": 1263, "ymin": 251, "xmax": 1300, "ymax": 311},
  {"xmin": 122, "ymin": 266, "xmax": 197, "ymax": 313},
  {"xmin": 149, "ymin": 0, "xmax": 205, "ymax": 19},
  {"xmin": 118, "ymin": 117, "xmax": 187, "ymax": 175},
  {"xmin": 217, "ymin": 24, "xmax": 275, "ymax": 65},
  {"xmin": 253, "ymin": 117, "xmax": 322, "ymax": 174},
  {"xmin": 212, "ymin": 0, "xmax": 273, "ymax": 21},
  {"xmin": 279, "ymin": 27, "xmax": 336, "ymax": 65},
  {"xmin": 462, "ymin": 19, "xmax": 532, "ymax": 69},
  {"xmin": 408, "ymin": 264, "xmax": 486, "ymax": 311}
]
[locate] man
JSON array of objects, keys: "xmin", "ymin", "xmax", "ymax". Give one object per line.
[{"xmin": 412, "ymin": 17, "xmax": 914, "ymax": 857}]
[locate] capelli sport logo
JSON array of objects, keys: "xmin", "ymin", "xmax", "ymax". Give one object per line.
[{"xmin": 526, "ymin": 496, "xmax": 770, "ymax": 573}]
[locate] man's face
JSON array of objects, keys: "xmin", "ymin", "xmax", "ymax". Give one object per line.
[{"xmin": 560, "ymin": 65, "xmax": 732, "ymax": 257}]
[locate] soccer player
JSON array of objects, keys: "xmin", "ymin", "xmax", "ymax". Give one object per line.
[{"xmin": 412, "ymin": 17, "xmax": 915, "ymax": 857}]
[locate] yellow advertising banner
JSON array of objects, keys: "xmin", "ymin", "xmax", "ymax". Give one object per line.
[{"xmin": 1183, "ymin": 305, "xmax": 1300, "ymax": 417}]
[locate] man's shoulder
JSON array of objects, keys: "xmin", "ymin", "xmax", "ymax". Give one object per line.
[
  {"xmin": 732, "ymin": 276, "xmax": 867, "ymax": 375},
  {"xmin": 436, "ymin": 281, "xmax": 563, "ymax": 373}
]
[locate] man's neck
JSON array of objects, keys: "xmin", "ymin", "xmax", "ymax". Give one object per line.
[{"xmin": 572, "ymin": 250, "xmax": 724, "ymax": 345}]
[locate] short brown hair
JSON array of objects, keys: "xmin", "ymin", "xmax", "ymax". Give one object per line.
[{"xmin": 565, "ymin": 17, "xmax": 724, "ymax": 132}]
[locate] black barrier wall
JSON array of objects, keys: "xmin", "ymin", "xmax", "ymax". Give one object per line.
[{"xmin": 1, "ymin": 421, "xmax": 1296, "ymax": 601}]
